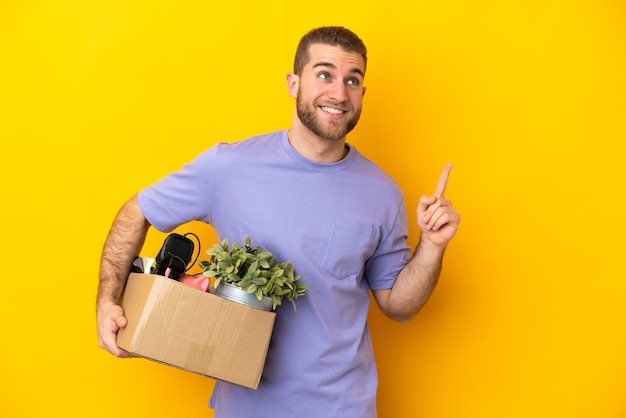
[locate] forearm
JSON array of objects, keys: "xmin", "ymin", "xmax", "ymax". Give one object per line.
[
  {"xmin": 378, "ymin": 239, "xmax": 446, "ymax": 323},
  {"xmin": 97, "ymin": 195, "xmax": 150, "ymax": 309}
]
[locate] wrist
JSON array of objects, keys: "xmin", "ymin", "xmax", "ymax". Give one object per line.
[
  {"xmin": 96, "ymin": 299, "xmax": 116, "ymax": 314},
  {"xmin": 416, "ymin": 236, "xmax": 447, "ymax": 257}
]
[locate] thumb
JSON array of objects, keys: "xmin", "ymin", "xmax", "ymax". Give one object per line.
[
  {"xmin": 105, "ymin": 304, "xmax": 127, "ymax": 332},
  {"xmin": 116, "ymin": 315, "xmax": 128, "ymax": 330}
]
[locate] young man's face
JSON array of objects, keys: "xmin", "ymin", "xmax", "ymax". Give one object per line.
[{"xmin": 291, "ymin": 43, "xmax": 366, "ymax": 141}]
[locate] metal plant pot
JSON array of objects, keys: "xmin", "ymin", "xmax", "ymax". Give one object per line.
[{"xmin": 215, "ymin": 281, "xmax": 274, "ymax": 311}]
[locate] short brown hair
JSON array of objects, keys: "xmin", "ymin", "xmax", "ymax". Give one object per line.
[{"xmin": 293, "ymin": 26, "xmax": 367, "ymax": 75}]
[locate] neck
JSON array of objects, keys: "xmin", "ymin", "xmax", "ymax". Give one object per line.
[{"xmin": 288, "ymin": 119, "xmax": 348, "ymax": 164}]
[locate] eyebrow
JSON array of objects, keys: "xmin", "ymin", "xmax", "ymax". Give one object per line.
[{"xmin": 312, "ymin": 62, "xmax": 364, "ymax": 78}]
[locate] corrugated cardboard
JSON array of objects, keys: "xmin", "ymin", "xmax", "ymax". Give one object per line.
[{"xmin": 117, "ymin": 273, "xmax": 275, "ymax": 389}]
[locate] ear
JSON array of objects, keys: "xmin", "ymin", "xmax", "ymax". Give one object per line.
[
  {"xmin": 286, "ymin": 73, "xmax": 299, "ymax": 98},
  {"xmin": 362, "ymin": 86, "xmax": 367, "ymax": 97}
]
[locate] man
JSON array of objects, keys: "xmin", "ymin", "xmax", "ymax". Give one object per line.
[{"xmin": 97, "ymin": 26, "xmax": 460, "ymax": 417}]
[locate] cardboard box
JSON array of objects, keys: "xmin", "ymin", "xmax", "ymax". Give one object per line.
[{"xmin": 117, "ymin": 273, "xmax": 276, "ymax": 389}]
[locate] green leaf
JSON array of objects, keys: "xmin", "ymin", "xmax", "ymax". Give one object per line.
[
  {"xmin": 272, "ymin": 296, "xmax": 281, "ymax": 310},
  {"xmin": 252, "ymin": 276, "xmax": 267, "ymax": 286},
  {"xmin": 247, "ymin": 284, "xmax": 257, "ymax": 294},
  {"xmin": 247, "ymin": 261, "xmax": 259, "ymax": 275}
]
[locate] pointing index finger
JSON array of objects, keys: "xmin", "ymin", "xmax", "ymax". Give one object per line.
[{"xmin": 434, "ymin": 163, "xmax": 453, "ymax": 198}]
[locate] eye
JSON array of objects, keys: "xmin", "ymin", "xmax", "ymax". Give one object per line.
[
  {"xmin": 318, "ymin": 72, "xmax": 331, "ymax": 80},
  {"xmin": 347, "ymin": 78, "xmax": 361, "ymax": 86}
]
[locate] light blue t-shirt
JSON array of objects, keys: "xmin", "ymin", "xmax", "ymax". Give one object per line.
[{"xmin": 138, "ymin": 130, "xmax": 411, "ymax": 417}]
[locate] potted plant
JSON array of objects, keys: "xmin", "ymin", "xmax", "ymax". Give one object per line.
[{"xmin": 199, "ymin": 235, "xmax": 307, "ymax": 311}]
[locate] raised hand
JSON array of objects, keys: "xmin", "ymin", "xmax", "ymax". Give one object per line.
[{"xmin": 417, "ymin": 163, "xmax": 460, "ymax": 247}]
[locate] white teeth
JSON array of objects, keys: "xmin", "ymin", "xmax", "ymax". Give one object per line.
[{"xmin": 321, "ymin": 106, "xmax": 344, "ymax": 115}]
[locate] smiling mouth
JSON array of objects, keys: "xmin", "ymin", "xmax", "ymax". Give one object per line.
[{"xmin": 320, "ymin": 106, "xmax": 345, "ymax": 115}]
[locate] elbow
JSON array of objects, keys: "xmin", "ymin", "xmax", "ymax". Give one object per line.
[
  {"xmin": 382, "ymin": 308, "xmax": 418, "ymax": 324},
  {"xmin": 374, "ymin": 289, "xmax": 426, "ymax": 324},
  {"xmin": 391, "ymin": 317, "xmax": 412, "ymax": 325},
  {"xmin": 396, "ymin": 315, "xmax": 414, "ymax": 325},
  {"xmin": 381, "ymin": 297, "xmax": 433, "ymax": 323}
]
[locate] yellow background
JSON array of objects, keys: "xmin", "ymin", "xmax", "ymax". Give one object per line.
[{"xmin": 1, "ymin": 1, "xmax": 625, "ymax": 417}]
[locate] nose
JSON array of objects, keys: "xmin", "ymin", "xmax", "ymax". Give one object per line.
[{"xmin": 327, "ymin": 80, "xmax": 348, "ymax": 102}]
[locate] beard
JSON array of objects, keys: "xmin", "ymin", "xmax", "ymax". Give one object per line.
[{"xmin": 296, "ymin": 89, "xmax": 361, "ymax": 141}]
